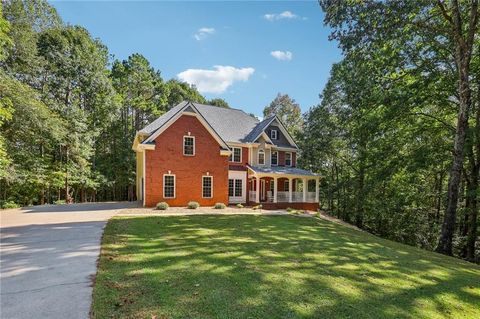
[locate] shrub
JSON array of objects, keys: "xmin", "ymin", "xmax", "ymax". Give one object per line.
[
  {"xmin": 188, "ymin": 201, "xmax": 200, "ymax": 209},
  {"xmin": 214, "ymin": 203, "xmax": 226, "ymax": 209},
  {"xmin": 236, "ymin": 203, "xmax": 244, "ymax": 208},
  {"xmin": 1, "ymin": 201, "xmax": 19, "ymax": 209},
  {"xmin": 252, "ymin": 204, "xmax": 262, "ymax": 210},
  {"xmin": 286, "ymin": 207, "xmax": 293, "ymax": 212},
  {"xmin": 54, "ymin": 199, "xmax": 66, "ymax": 205},
  {"xmin": 156, "ymin": 202, "xmax": 169, "ymax": 210}
]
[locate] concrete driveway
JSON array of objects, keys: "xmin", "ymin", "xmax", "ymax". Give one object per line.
[{"xmin": 0, "ymin": 202, "xmax": 137, "ymax": 319}]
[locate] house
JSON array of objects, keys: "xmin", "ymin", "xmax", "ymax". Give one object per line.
[{"xmin": 132, "ymin": 101, "xmax": 320, "ymax": 210}]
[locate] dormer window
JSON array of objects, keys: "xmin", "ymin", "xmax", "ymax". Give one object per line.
[
  {"xmin": 183, "ymin": 136, "xmax": 195, "ymax": 156},
  {"xmin": 258, "ymin": 149, "xmax": 265, "ymax": 165},
  {"xmin": 271, "ymin": 129, "xmax": 278, "ymax": 140}
]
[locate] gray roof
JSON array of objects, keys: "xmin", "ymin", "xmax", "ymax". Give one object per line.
[
  {"xmin": 192, "ymin": 103, "xmax": 259, "ymax": 143},
  {"xmin": 243, "ymin": 116, "xmax": 275, "ymax": 143},
  {"xmin": 248, "ymin": 165, "xmax": 318, "ymax": 176},
  {"xmin": 139, "ymin": 101, "xmax": 297, "ymax": 147}
]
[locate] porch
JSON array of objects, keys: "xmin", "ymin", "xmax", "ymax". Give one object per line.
[{"xmin": 247, "ymin": 166, "xmax": 320, "ymax": 210}]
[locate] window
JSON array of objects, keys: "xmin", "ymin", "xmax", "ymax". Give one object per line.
[
  {"xmin": 202, "ymin": 176, "xmax": 213, "ymax": 198},
  {"xmin": 271, "ymin": 151, "xmax": 278, "ymax": 166},
  {"xmin": 271, "ymin": 129, "xmax": 278, "ymax": 140},
  {"xmin": 284, "ymin": 180, "xmax": 289, "ymax": 192},
  {"xmin": 229, "ymin": 147, "xmax": 242, "ymax": 162},
  {"xmin": 228, "ymin": 179, "xmax": 242, "ymax": 197},
  {"xmin": 163, "ymin": 175, "xmax": 175, "ymax": 198},
  {"xmin": 228, "ymin": 179, "xmax": 234, "ymax": 197},
  {"xmin": 258, "ymin": 149, "xmax": 265, "ymax": 165},
  {"xmin": 234, "ymin": 179, "xmax": 242, "ymax": 197},
  {"xmin": 183, "ymin": 136, "xmax": 195, "ymax": 156},
  {"xmin": 285, "ymin": 152, "xmax": 292, "ymax": 166}
]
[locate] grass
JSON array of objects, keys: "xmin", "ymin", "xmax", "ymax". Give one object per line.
[{"xmin": 91, "ymin": 215, "xmax": 480, "ymax": 319}]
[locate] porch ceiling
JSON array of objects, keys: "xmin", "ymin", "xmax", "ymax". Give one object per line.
[{"xmin": 247, "ymin": 165, "xmax": 319, "ymax": 178}]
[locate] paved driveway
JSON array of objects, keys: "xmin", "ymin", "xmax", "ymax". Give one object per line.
[{"xmin": 0, "ymin": 202, "xmax": 137, "ymax": 319}]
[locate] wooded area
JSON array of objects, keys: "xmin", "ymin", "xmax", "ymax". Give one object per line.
[
  {"xmin": 0, "ymin": 0, "xmax": 230, "ymax": 206},
  {"xmin": 299, "ymin": 1, "xmax": 479, "ymax": 261},
  {"xmin": 1, "ymin": 0, "xmax": 479, "ymax": 262}
]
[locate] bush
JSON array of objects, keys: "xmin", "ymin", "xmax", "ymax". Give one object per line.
[
  {"xmin": 252, "ymin": 204, "xmax": 263, "ymax": 210},
  {"xmin": 54, "ymin": 199, "xmax": 66, "ymax": 205},
  {"xmin": 1, "ymin": 200, "xmax": 19, "ymax": 209},
  {"xmin": 214, "ymin": 203, "xmax": 226, "ymax": 209},
  {"xmin": 236, "ymin": 203, "xmax": 244, "ymax": 208},
  {"xmin": 156, "ymin": 202, "xmax": 169, "ymax": 210},
  {"xmin": 286, "ymin": 207, "xmax": 293, "ymax": 212},
  {"xmin": 188, "ymin": 201, "xmax": 200, "ymax": 209}
]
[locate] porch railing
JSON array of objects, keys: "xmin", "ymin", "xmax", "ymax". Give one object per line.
[{"xmin": 250, "ymin": 191, "xmax": 317, "ymax": 203}]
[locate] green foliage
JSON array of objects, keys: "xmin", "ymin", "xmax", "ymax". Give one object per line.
[
  {"xmin": 214, "ymin": 202, "xmax": 226, "ymax": 209},
  {"xmin": 235, "ymin": 203, "xmax": 244, "ymax": 208},
  {"xmin": 0, "ymin": 200, "xmax": 19, "ymax": 209},
  {"xmin": 264, "ymin": 93, "xmax": 303, "ymax": 138},
  {"xmin": 187, "ymin": 201, "xmax": 200, "ymax": 209},
  {"xmin": 54, "ymin": 199, "xmax": 66, "ymax": 205},
  {"xmin": 156, "ymin": 202, "xmax": 169, "ymax": 210},
  {"xmin": 207, "ymin": 98, "xmax": 230, "ymax": 108}
]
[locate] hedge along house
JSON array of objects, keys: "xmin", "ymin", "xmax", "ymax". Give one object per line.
[{"xmin": 132, "ymin": 101, "xmax": 320, "ymax": 210}]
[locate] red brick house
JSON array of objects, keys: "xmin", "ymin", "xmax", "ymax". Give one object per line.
[{"xmin": 132, "ymin": 101, "xmax": 320, "ymax": 210}]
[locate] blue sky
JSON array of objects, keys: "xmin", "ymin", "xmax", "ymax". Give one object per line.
[{"xmin": 52, "ymin": 1, "xmax": 341, "ymax": 116}]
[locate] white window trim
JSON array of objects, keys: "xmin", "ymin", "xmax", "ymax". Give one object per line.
[
  {"xmin": 202, "ymin": 175, "xmax": 213, "ymax": 198},
  {"xmin": 230, "ymin": 147, "xmax": 242, "ymax": 163},
  {"xmin": 271, "ymin": 151, "xmax": 278, "ymax": 166},
  {"xmin": 258, "ymin": 149, "xmax": 265, "ymax": 165},
  {"xmin": 163, "ymin": 174, "xmax": 176, "ymax": 198},
  {"xmin": 285, "ymin": 152, "xmax": 292, "ymax": 167},
  {"xmin": 183, "ymin": 135, "xmax": 195, "ymax": 156},
  {"xmin": 271, "ymin": 129, "xmax": 278, "ymax": 140}
]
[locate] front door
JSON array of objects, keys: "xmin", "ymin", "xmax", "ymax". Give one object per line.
[{"xmin": 260, "ymin": 179, "xmax": 266, "ymax": 202}]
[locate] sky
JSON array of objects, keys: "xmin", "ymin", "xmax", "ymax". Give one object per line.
[{"xmin": 51, "ymin": 1, "xmax": 342, "ymax": 117}]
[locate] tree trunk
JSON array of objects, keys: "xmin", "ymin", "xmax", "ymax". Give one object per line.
[{"xmin": 436, "ymin": 1, "xmax": 478, "ymax": 255}]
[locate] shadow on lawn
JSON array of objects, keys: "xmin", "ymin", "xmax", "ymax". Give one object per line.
[{"xmin": 92, "ymin": 215, "xmax": 480, "ymax": 319}]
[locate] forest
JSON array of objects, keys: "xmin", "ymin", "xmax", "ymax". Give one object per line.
[{"xmin": 1, "ymin": 0, "xmax": 479, "ymax": 262}]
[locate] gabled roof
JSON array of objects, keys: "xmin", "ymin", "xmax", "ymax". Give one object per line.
[
  {"xmin": 243, "ymin": 116, "xmax": 276, "ymax": 143},
  {"xmin": 137, "ymin": 101, "xmax": 298, "ymax": 148}
]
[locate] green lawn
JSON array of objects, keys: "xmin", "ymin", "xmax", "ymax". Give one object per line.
[{"xmin": 91, "ymin": 215, "xmax": 480, "ymax": 319}]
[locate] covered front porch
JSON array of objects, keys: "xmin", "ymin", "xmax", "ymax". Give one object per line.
[{"xmin": 247, "ymin": 166, "xmax": 320, "ymax": 210}]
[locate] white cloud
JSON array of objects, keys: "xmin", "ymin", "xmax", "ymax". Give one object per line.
[
  {"xmin": 194, "ymin": 27, "xmax": 215, "ymax": 41},
  {"xmin": 264, "ymin": 11, "xmax": 301, "ymax": 21},
  {"xmin": 177, "ymin": 65, "xmax": 255, "ymax": 94},
  {"xmin": 270, "ymin": 50, "xmax": 293, "ymax": 61}
]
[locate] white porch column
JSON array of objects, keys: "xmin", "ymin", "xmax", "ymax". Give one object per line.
[
  {"xmin": 315, "ymin": 178, "xmax": 319, "ymax": 202},
  {"xmin": 288, "ymin": 178, "xmax": 292, "ymax": 203},
  {"xmin": 302, "ymin": 178, "xmax": 307, "ymax": 202},
  {"xmin": 255, "ymin": 176, "xmax": 260, "ymax": 203},
  {"xmin": 273, "ymin": 177, "xmax": 278, "ymax": 203}
]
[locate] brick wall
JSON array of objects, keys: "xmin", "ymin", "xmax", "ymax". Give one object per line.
[{"xmin": 144, "ymin": 114, "xmax": 229, "ymax": 207}]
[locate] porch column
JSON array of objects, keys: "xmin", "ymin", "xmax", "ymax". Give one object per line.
[
  {"xmin": 255, "ymin": 176, "xmax": 260, "ymax": 203},
  {"xmin": 302, "ymin": 178, "xmax": 307, "ymax": 202},
  {"xmin": 288, "ymin": 178, "xmax": 292, "ymax": 203},
  {"xmin": 273, "ymin": 177, "xmax": 278, "ymax": 203},
  {"xmin": 315, "ymin": 178, "xmax": 319, "ymax": 202}
]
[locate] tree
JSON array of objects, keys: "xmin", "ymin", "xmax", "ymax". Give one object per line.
[
  {"xmin": 165, "ymin": 79, "xmax": 206, "ymax": 106},
  {"xmin": 320, "ymin": 0, "xmax": 479, "ymax": 258},
  {"xmin": 263, "ymin": 93, "xmax": 303, "ymax": 137},
  {"xmin": 207, "ymin": 98, "xmax": 230, "ymax": 108}
]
